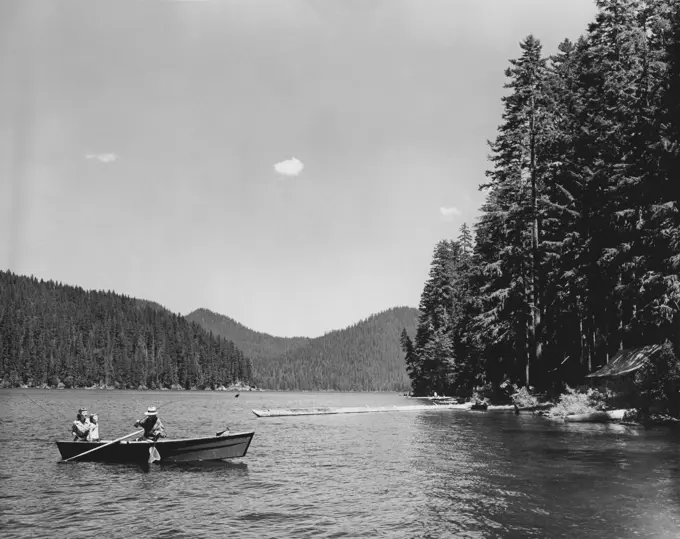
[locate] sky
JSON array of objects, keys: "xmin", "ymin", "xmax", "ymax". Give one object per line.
[{"xmin": 1, "ymin": 0, "xmax": 598, "ymax": 338}]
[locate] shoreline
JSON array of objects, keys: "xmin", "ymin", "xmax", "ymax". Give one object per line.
[
  {"xmin": 407, "ymin": 395, "xmax": 680, "ymax": 427},
  {"xmin": 6, "ymin": 387, "xmax": 679, "ymax": 426},
  {"xmin": 1, "ymin": 385, "xmax": 408, "ymax": 393},
  {"xmin": 3, "ymin": 384, "xmax": 265, "ymax": 392}
]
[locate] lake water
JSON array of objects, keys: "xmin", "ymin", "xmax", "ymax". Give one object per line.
[{"xmin": 1, "ymin": 389, "xmax": 679, "ymax": 538}]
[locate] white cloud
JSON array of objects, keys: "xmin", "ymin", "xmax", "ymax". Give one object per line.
[
  {"xmin": 440, "ymin": 206, "xmax": 461, "ymax": 221},
  {"xmin": 85, "ymin": 153, "xmax": 118, "ymax": 164},
  {"xmin": 273, "ymin": 157, "xmax": 304, "ymax": 177}
]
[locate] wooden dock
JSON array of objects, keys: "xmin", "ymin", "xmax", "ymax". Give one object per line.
[{"xmin": 251, "ymin": 402, "xmax": 515, "ymax": 417}]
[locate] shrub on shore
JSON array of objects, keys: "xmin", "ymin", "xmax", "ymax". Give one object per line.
[
  {"xmin": 546, "ymin": 387, "xmax": 608, "ymax": 419},
  {"xmin": 510, "ymin": 386, "xmax": 540, "ymax": 408}
]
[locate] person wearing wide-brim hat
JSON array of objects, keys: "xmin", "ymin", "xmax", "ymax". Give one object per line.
[
  {"xmin": 133, "ymin": 405, "xmax": 167, "ymax": 441},
  {"xmin": 72, "ymin": 407, "xmax": 92, "ymax": 442}
]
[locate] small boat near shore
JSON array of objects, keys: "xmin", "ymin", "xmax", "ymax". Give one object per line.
[
  {"xmin": 56, "ymin": 431, "xmax": 255, "ymax": 464},
  {"xmin": 470, "ymin": 402, "xmax": 489, "ymax": 411},
  {"xmin": 515, "ymin": 403, "xmax": 553, "ymax": 413}
]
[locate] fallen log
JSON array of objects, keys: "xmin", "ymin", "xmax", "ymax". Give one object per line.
[
  {"xmin": 252, "ymin": 402, "xmax": 481, "ymax": 417},
  {"xmin": 564, "ymin": 409, "xmax": 628, "ymax": 423}
]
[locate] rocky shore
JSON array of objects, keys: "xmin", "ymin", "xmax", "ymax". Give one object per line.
[{"xmin": 409, "ymin": 391, "xmax": 680, "ymax": 427}]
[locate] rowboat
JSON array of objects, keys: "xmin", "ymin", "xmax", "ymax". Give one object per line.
[{"xmin": 56, "ymin": 431, "xmax": 255, "ymax": 464}]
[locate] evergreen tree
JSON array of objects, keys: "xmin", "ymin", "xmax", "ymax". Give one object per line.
[
  {"xmin": 400, "ymin": 328, "xmax": 418, "ymax": 392},
  {"xmin": 476, "ymin": 35, "xmax": 551, "ymax": 387},
  {"xmin": 411, "ymin": 241, "xmax": 458, "ymax": 395},
  {"xmin": 449, "ymin": 224, "xmax": 482, "ymax": 391},
  {"xmin": 641, "ymin": 0, "xmax": 680, "ymax": 351},
  {"xmin": 540, "ymin": 36, "xmax": 591, "ymax": 382}
]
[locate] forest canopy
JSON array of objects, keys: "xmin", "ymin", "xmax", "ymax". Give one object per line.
[
  {"xmin": 0, "ymin": 271, "xmax": 253, "ymax": 389},
  {"xmin": 403, "ymin": 0, "xmax": 680, "ymax": 397}
]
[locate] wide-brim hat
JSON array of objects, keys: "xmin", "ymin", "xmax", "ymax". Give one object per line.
[{"xmin": 144, "ymin": 406, "xmax": 158, "ymax": 416}]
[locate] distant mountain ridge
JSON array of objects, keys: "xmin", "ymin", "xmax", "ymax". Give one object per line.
[
  {"xmin": 185, "ymin": 308, "xmax": 311, "ymax": 363},
  {"xmin": 186, "ymin": 306, "xmax": 420, "ymax": 392},
  {"xmin": 0, "ymin": 269, "xmax": 417, "ymax": 392}
]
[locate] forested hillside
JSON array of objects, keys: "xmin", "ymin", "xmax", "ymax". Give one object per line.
[
  {"xmin": 403, "ymin": 0, "xmax": 680, "ymax": 397},
  {"xmin": 0, "ymin": 271, "xmax": 253, "ymax": 389},
  {"xmin": 191, "ymin": 307, "xmax": 420, "ymax": 391},
  {"xmin": 186, "ymin": 308, "xmax": 311, "ymax": 364}
]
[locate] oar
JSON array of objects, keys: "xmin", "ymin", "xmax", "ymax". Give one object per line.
[
  {"xmin": 62, "ymin": 430, "xmax": 143, "ymax": 462},
  {"xmin": 216, "ymin": 426, "xmax": 231, "ymax": 436}
]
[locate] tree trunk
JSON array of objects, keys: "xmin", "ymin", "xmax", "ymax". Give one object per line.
[
  {"xmin": 529, "ymin": 94, "xmax": 542, "ymax": 387},
  {"xmin": 579, "ymin": 316, "xmax": 584, "ymax": 367},
  {"xmin": 525, "ymin": 313, "xmax": 531, "ymax": 387},
  {"xmin": 585, "ymin": 310, "xmax": 595, "ymax": 373},
  {"xmin": 675, "ymin": 311, "xmax": 680, "ymax": 356},
  {"xmin": 521, "ymin": 249, "xmax": 531, "ymax": 387},
  {"xmin": 618, "ymin": 273, "xmax": 624, "ymax": 350},
  {"xmin": 590, "ymin": 315, "xmax": 596, "ymax": 371}
]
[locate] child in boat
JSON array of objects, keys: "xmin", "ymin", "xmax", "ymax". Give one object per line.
[
  {"xmin": 88, "ymin": 413, "xmax": 100, "ymax": 442},
  {"xmin": 133, "ymin": 405, "xmax": 167, "ymax": 441},
  {"xmin": 72, "ymin": 407, "xmax": 92, "ymax": 441}
]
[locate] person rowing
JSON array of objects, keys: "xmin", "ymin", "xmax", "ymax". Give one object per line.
[{"xmin": 133, "ymin": 405, "xmax": 167, "ymax": 441}]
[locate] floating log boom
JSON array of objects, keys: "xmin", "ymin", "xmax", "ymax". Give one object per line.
[{"xmin": 251, "ymin": 403, "xmax": 515, "ymax": 417}]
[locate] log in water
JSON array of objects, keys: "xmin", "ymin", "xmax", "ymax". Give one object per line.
[
  {"xmin": 564, "ymin": 409, "xmax": 627, "ymax": 423},
  {"xmin": 252, "ymin": 403, "xmax": 516, "ymax": 417}
]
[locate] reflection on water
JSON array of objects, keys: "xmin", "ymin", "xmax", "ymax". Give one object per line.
[
  {"xmin": 159, "ymin": 460, "xmax": 250, "ymax": 474},
  {"xmin": 1, "ymin": 389, "xmax": 679, "ymax": 539},
  {"xmin": 413, "ymin": 411, "xmax": 680, "ymax": 539}
]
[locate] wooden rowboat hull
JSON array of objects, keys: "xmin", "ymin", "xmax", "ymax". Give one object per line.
[{"xmin": 56, "ymin": 431, "xmax": 254, "ymax": 463}]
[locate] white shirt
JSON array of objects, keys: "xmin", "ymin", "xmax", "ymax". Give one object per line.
[{"xmin": 87, "ymin": 415, "xmax": 100, "ymax": 441}]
